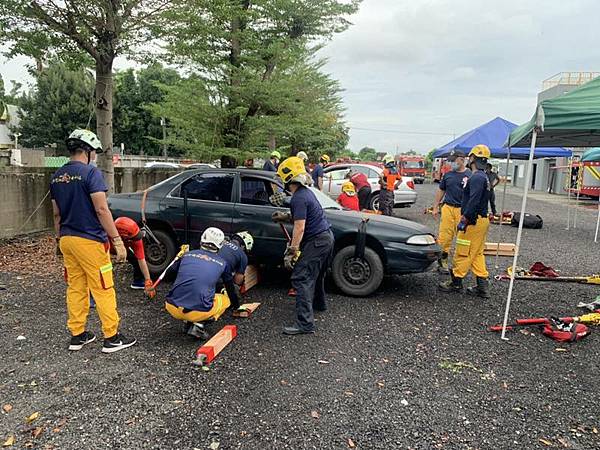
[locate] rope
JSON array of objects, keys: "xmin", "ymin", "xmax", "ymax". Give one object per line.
[{"xmin": 14, "ymin": 190, "xmax": 51, "ymax": 235}]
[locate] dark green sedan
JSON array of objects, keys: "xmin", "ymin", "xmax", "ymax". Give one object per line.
[{"xmin": 108, "ymin": 168, "xmax": 440, "ymax": 296}]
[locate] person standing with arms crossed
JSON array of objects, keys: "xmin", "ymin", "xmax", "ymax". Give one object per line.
[
  {"xmin": 273, "ymin": 156, "xmax": 334, "ymax": 335},
  {"xmin": 438, "ymin": 145, "xmax": 491, "ymax": 298},
  {"xmin": 431, "ymin": 150, "xmax": 471, "ymax": 273},
  {"xmin": 52, "ymin": 129, "xmax": 136, "ymax": 353},
  {"xmin": 485, "ymin": 163, "xmax": 500, "ymax": 216}
]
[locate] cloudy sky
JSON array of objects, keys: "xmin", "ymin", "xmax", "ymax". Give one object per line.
[{"xmin": 2, "ymin": 0, "xmax": 599, "ymax": 154}]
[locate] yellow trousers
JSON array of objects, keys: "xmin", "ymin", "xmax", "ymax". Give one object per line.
[
  {"xmin": 438, "ymin": 204, "xmax": 462, "ymax": 254},
  {"xmin": 452, "ymin": 217, "xmax": 490, "ymax": 279},
  {"xmin": 165, "ymin": 293, "xmax": 231, "ymax": 323},
  {"xmin": 60, "ymin": 236, "xmax": 119, "ymax": 338}
]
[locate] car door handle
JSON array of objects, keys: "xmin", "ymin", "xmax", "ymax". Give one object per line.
[{"xmin": 239, "ymin": 211, "xmax": 255, "ymax": 217}]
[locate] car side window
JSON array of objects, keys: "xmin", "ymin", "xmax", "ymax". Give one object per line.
[
  {"xmin": 354, "ymin": 166, "xmax": 372, "ymax": 177},
  {"xmin": 240, "ymin": 177, "xmax": 274, "ymax": 206},
  {"xmin": 173, "ymin": 173, "xmax": 234, "ymax": 202},
  {"xmin": 329, "ymin": 169, "xmax": 349, "ymax": 181},
  {"xmin": 367, "ymin": 169, "xmax": 379, "ymax": 179}
]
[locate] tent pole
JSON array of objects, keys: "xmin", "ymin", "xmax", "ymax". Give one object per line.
[
  {"xmin": 595, "ymin": 196, "xmax": 600, "ymax": 243},
  {"xmin": 573, "ymin": 164, "xmax": 583, "ymax": 228},
  {"xmin": 566, "ymin": 157, "xmax": 573, "ymax": 230},
  {"xmin": 500, "ymin": 130, "xmax": 538, "ymax": 340},
  {"xmin": 494, "ymin": 148, "xmax": 512, "ymax": 268}
]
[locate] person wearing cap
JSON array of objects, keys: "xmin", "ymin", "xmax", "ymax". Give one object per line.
[
  {"xmin": 431, "ymin": 149, "xmax": 472, "ymax": 273},
  {"xmin": 51, "ymin": 129, "xmax": 136, "ymax": 353},
  {"xmin": 438, "ymin": 144, "xmax": 491, "ymax": 298},
  {"xmin": 165, "ymin": 227, "xmax": 234, "ymax": 338},
  {"xmin": 263, "ymin": 150, "xmax": 281, "ymax": 172},
  {"xmin": 217, "ymin": 231, "xmax": 253, "ymax": 310},
  {"xmin": 311, "ymin": 154, "xmax": 330, "ymax": 190},
  {"xmin": 337, "ymin": 182, "xmax": 360, "ymax": 211},
  {"xmin": 485, "ymin": 163, "xmax": 500, "ymax": 216},
  {"xmin": 346, "ymin": 169, "xmax": 372, "ymax": 210},
  {"xmin": 379, "ymin": 154, "xmax": 400, "ymax": 216}
]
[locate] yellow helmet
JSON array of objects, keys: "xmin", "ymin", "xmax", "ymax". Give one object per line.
[
  {"xmin": 468, "ymin": 144, "xmax": 491, "ymax": 159},
  {"xmin": 342, "ymin": 181, "xmax": 356, "ymax": 195},
  {"xmin": 383, "ymin": 154, "xmax": 395, "ymax": 164},
  {"xmin": 277, "ymin": 156, "xmax": 308, "ymax": 185},
  {"xmin": 320, "ymin": 154, "xmax": 330, "ymax": 164}
]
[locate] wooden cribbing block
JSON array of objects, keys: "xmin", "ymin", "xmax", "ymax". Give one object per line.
[
  {"xmin": 240, "ymin": 265, "xmax": 259, "ymax": 294},
  {"xmin": 484, "ymin": 242, "xmax": 517, "ymax": 256},
  {"xmin": 195, "ymin": 325, "xmax": 237, "ymax": 365},
  {"xmin": 232, "ymin": 302, "xmax": 261, "ymax": 318}
]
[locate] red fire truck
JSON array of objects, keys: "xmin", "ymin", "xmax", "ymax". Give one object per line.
[{"xmin": 397, "ymin": 155, "xmax": 426, "ymax": 184}]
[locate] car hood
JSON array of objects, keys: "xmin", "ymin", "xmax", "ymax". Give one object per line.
[{"xmin": 324, "ymin": 209, "xmax": 434, "ymax": 240}]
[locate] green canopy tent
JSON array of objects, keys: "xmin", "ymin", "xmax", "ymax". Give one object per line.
[{"xmin": 500, "ymin": 76, "xmax": 600, "ymax": 339}]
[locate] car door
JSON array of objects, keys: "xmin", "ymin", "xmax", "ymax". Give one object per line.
[
  {"xmin": 159, "ymin": 171, "xmax": 235, "ymax": 245},
  {"xmin": 323, "ymin": 167, "xmax": 350, "ymax": 199},
  {"xmin": 232, "ymin": 175, "xmax": 290, "ymax": 261}
]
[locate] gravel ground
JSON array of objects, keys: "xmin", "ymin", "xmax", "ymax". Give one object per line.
[{"xmin": 1, "ymin": 183, "xmax": 600, "ymax": 450}]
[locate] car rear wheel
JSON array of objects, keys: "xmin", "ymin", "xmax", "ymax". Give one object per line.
[
  {"xmin": 332, "ymin": 245, "xmax": 384, "ymax": 297},
  {"xmin": 144, "ymin": 229, "xmax": 177, "ymax": 278}
]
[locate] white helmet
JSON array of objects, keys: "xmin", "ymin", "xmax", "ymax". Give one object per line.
[
  {"xmin": 235, "ymin": 231, "xmax": 254, "ymax": 252},
  {"xmin": 296, "ymin": 151, "xmax": 308, "ymax": 161},
  {"xmin": 66, "ymin": 129, "xmax": 103, "ymax": 154},
  {"xmin": 200, "ymin": 227, "xmax": 225, "ymax": 250}
]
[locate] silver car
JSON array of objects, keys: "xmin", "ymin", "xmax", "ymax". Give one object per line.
[{"xmin": 322, "ymin": 163, "xmax": 417, "ymax": 210}]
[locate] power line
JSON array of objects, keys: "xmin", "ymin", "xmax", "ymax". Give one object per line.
[{"xmin": 350, "ymin": 126, "xmax": 455, "ymax": 137}]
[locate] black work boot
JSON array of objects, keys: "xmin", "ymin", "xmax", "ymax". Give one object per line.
[
  {"xmin": 466, "ymin": 277, "xmax": 491, "ymax": 299},
  {"xmin": 438, "ymin": 271, "xmax": 463, "ymax": 293},
  {"xmin": 437, "ymin": 252, "xmax": 449, "ymax": 274}
]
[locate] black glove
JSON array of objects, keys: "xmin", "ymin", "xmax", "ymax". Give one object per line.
[{"xmin": 457, "ymin": 216, "xmax": 469, "ymax": 232}]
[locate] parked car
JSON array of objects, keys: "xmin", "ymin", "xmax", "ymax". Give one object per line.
[
  {"xmin": 322, "ymin": 163, "xmax": 417, "ymax": 210},
  {"xmin": 144, "ymin": 162, "xmax": 182, "ymax": 169},
  {"xmin": 108, "ymin": 169, "xmax": 440, "ymax": 296},
  {"xmin": 184, "ymin": 163, "xmax": 217, "ymax": 170}
]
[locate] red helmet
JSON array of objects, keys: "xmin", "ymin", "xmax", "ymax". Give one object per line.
[{"xmin": 114, "ymin": 217, "xmax": 142, "ymax": 241}]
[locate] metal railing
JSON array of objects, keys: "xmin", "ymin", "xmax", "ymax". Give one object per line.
[{"xmin": 542, "ymin": 72, "xmax": 600, "ymax": 90}]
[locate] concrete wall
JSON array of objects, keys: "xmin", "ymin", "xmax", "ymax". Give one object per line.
[{"xmin": 0, "ymin": 167, "xmax": 180, "ymax": 239}]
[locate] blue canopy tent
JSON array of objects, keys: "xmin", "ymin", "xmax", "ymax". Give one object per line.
[{"xmin": 433, "ymin": 117, "xmax": 571, "ymax": 159}]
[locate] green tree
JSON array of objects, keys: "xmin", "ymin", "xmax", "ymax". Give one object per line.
[
  {"xmin": 17, "ymin": 63, "xmax": 94, "ymax": 149},
  {"xmin": 425, "ymin": 148, "xmax": 436, "ymax": 171},
  {"xmin": 113, "ymin": 64, "xmax": 181, "ymax": 156},
  {"xmin": 160, "ymin": 0, "xmax": 359, "ymax": 153},
  {"xmin": 358, "ymin": 146, "xmax": 377, "ymax": 161},
  {"xmin": 1, "ymin": 0, "xmax": 173, "ymax": 190}
]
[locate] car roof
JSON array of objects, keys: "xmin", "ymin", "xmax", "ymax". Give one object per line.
[
  {"xmin": 325, "ymin": 163, "xmax": 382, "ymax": 173},
  {"xmin": 184, "ymin": 167, "xmax": 278, "ymax": 178}
]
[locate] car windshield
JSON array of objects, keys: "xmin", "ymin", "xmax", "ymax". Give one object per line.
[{"xmin": 403, "ymin": 161, "xmax": 423, "ymax": 169}]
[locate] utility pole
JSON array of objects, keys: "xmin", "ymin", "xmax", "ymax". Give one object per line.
[{"xmin": 160, "ymin": 117, "xmax": 167, "ymax": 158}]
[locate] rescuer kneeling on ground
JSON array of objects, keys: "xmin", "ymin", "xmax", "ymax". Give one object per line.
[
  {"xmin": 438, "ymin": 144, "xmax": 491, "ymax": 298},
  {"xmin": 273, "ymin": 156, "xmax": 334, "ymax": 335},
  {"xmin": 165, "ymin": 227, "xmax": 235, "ymax": 338}
]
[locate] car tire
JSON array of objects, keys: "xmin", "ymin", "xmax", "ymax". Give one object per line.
[
  {"xmin": 369, "ymin": 192, "xmax": 380, "ymax": 211},
  {"xmin": 144, "ymin": 229, "xmax": 177, "ymax": 278},
  {"xmin": 332, "ymin": 245, "xmax": 384, "ymax": 297}
]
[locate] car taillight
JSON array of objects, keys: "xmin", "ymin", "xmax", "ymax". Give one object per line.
[{"xmin": 407, "ymin": 181, "xmax": 415, "ymax": 190}]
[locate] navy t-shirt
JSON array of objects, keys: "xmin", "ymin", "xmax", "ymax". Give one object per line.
[
  {"xmin": 263, "ymin": 159, "xmax": 278, "ymax": 172},
  {"xmin": 50, "ymin": 161, "xmax": 108, "ymax": 243},
  {"xmin": 462, "ymin": 171, "xmax": 490, "ymax": 222},
  {"xmin": 290, "ymin": 186, "xmax": 331, "ymax": 240},
  {"xmin": 439, "ymin": 169, "xmax": 472, "ymax": 206},
  {"xmin": 218, "ymin": 240, "xmax": 248, "ymax": 275},
  {"xmin": 167, "ymin": 249, "xmax": 232, "ymax": 312},
  {"xmin": 311, "ymin": 164, "xmax": 324, "ymax": 187}
]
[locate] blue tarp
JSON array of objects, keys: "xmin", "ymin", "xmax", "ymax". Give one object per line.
[{"xmin": 433, "ymin": 117, "xmax": 572, "ymax": 160}]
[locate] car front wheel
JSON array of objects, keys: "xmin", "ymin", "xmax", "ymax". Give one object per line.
[
  {"xmin": 332, "ymin": 245, "xmax": 384, "ymax": 297},
  {"xmin": 144, "ymin": 229, "xmax": 177, "ymax": 278}
]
